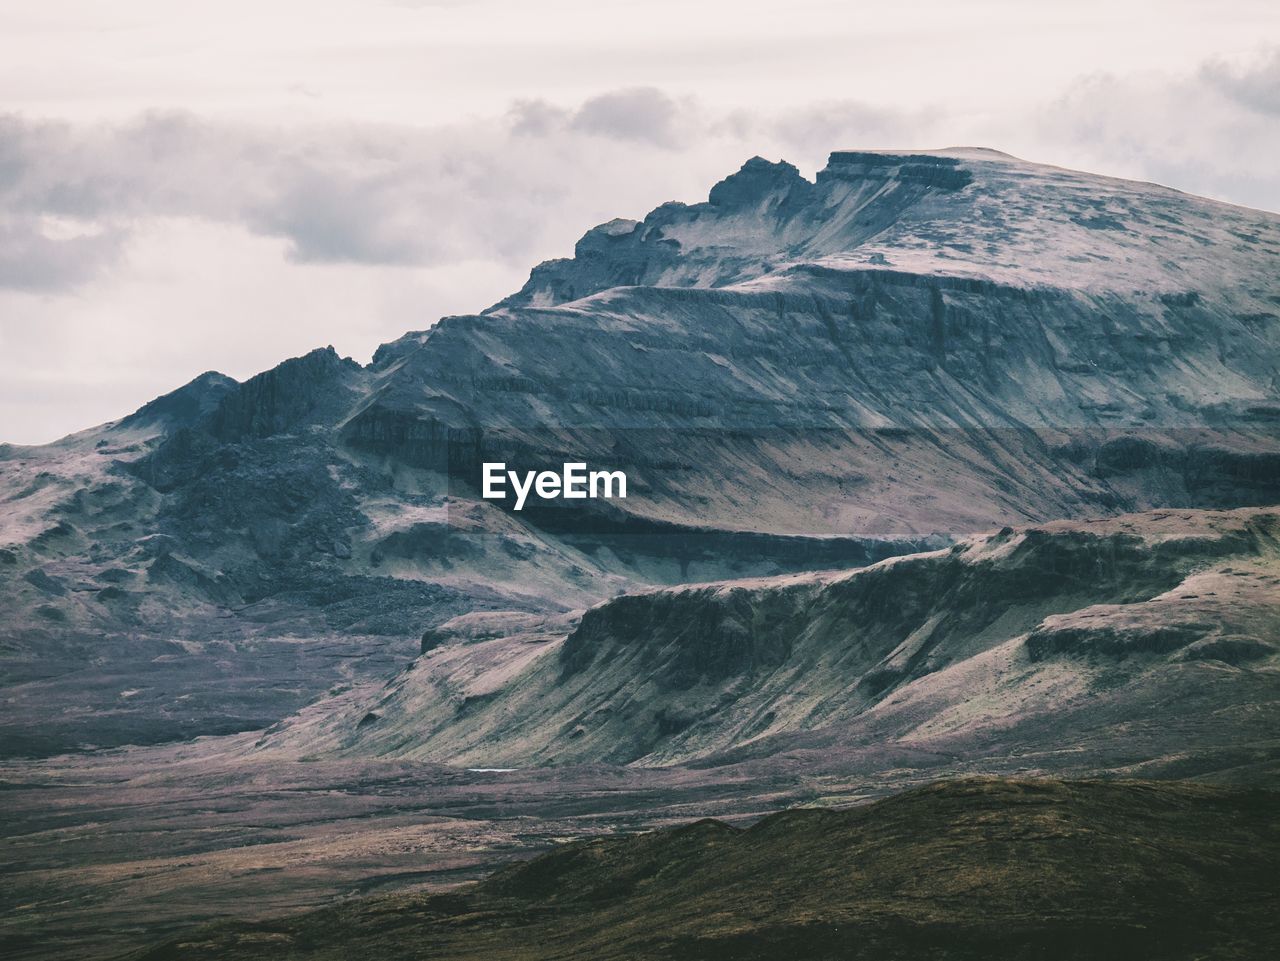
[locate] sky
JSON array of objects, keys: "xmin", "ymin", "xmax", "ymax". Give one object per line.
[{"xmin": 1, "ymin": 0, "xmax": 1278, "ymax": 444}]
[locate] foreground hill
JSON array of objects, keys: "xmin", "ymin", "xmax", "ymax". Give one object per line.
[
  {"xmin": 256, "ymin": 506, "xmax": 1280, "ymax": 777},
  {"xmin": 127, "ymin": 778, "xmax": 1280, "ymax": 961}
]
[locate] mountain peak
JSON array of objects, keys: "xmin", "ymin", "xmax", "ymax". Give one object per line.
[
  {"xmin": 491, "ymin": 146, "xmax": 1280, "ymax": 319},
  {"xmin": 116, "ymin": 370, "xmax": 238, "ymax": 434},
  {"xmin": 707, "ymin": 156, "xmax": 809, "ymax": 208}
]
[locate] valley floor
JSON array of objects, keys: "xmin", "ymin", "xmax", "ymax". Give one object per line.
[
  {"xmin": 0, "ymin": 736, "xmax": 816, "ymax": 961},
  {"xmin": 16, "ymin": 772, "xmax": 1278, "ymax": 961},
  {"xmin": 4, "ymin": 723, "xmax": 1278, "ymax": 961}
]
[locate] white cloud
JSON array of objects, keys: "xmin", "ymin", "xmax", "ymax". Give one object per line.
[
  {"xmin": 0, "ymin": 98, "xmax": 912, "ymax": 295},
  {"xmin": 1027, "ymin": 48, "xmax": 1280, "ymax": 213}
]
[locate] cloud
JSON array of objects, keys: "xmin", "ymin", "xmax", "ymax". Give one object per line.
[
  {"xmin": 1030, "ymin": 46, "xmax": 1280, "ymax": 213},
  {"xmin": 0, "ymin": 51, "xmax": 1277, "ymax": 297},
  {"xmin": 568, "ymin": 87, "xmax": 686, "ymax": 146},
  {"xmin": 1200, "ymin": 48, "xmax": 1280, "ymax": 116},
  {"xmin": 513, "ymin": 89, "xmax": 928, "ymax": 156},
  {"xmin": 247, "ymin": 160, "xmax": 435, "ymax": 265},
  {"xmin": 0, "ymin": 96, "xmax": 871, "ymax": 293},
  {"xmin": 762, "ymin": 100, "xmax": 938, "ymax": 157},
  {"xmin": 0, "ymin": 216, "xmax": 125, "ymax": 290},
  {"xmin": 507, "ymin": 99, "xmax": 570, "ymax": 138},
  {"xmin": 509, "ymin": 88, "xmax": 699, "ymax": 148}
]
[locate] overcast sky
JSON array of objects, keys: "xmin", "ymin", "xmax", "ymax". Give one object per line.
[{"xmin": 2, "ymin": 0, "xmax": 1278, "ymax": 443}]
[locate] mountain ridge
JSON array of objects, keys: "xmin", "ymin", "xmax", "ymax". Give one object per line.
[{"xmin": 2, "ymin": 146, "xmax": 1278, "ymax": 759}]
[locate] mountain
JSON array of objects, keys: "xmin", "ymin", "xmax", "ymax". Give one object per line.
[
  {"xmin": 254, "ymin": 505, "xmax": 1280, "ymax": 779},
  {"xmin": 125, "ymin": 777, "xmax": 1280, "ymax": 961},
  {"xmin": 362, "ymin": 148, "xmax": 1280, "ymax": 538},
  {"xmin": 2, "ymin": 147, "xmax": 1278, "ymax": 760},
  {"xmin": 5, "ymin": 148, "xmax": 1280, "ymax": 961}
]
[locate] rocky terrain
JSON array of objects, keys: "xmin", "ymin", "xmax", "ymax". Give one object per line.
[
  {"xmin": 4, "ymin": 148, "xmax": 1279, "ymax": 756},
  {"xmin": 5, "ymin": 507, "xmax": 1276, "ymax": 960},
  {"xmin": 123, "ymin": 778, "xmax": 1280, "ymax": 961},
  {"xmin": 2, "ymin": 147, "xmax": 1279, "ymax": 960}
]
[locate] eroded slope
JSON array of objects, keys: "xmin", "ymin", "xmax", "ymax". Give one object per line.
[{"xmin": 257, "ymin": 507, "xmax": 1280, "ymax": 771}]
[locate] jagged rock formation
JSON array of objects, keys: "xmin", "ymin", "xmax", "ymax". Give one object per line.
[
  {"xmin": 256, "ymin": 506, "xmax": 1280, "ymax": 776},
  {"xmin": 126, "ymin": 778, "xmax": 1280, "ymax": 961}
]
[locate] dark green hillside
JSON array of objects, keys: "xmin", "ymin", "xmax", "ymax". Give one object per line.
[{"xmin": 129, "ymin": 778, "xmax": 1280, "ymax": 961}]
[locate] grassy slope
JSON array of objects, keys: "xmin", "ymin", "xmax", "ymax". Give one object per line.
[{"xmin": 129, "ymin": 777, "xmax": 1280, "ymax": 961}]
